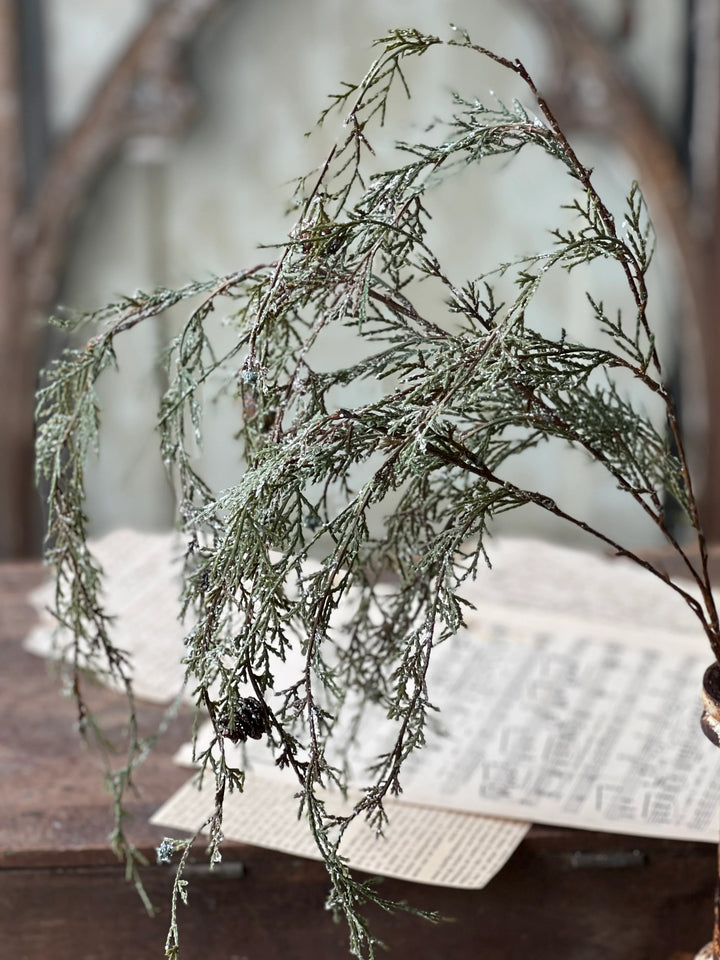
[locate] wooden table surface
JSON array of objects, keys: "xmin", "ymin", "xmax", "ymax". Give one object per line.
[
  {"xmin": 0, "ymin": 560, "xmax": 717, "ymax": 959},
  {"xmin": 0, "ymin": 563, "xmax": 194, "ymax": 868}
]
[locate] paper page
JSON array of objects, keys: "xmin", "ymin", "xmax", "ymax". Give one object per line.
[
  {"xmin": 151, "ymin": 772, "xmax": 529, "ymax": 889},
  {"xmin": 341, "ymin": 605, "xmax": 720, "ymax": 843},
  {"xmin": 23, "ymin": 528, "xmax": 329, "ymax": 705},
  {"xmin": 25, "ymin": 529, "xmax": 190, "ymax": 703},
  {"xmin": 458, "ymin": 535, "xmax": 704, "ymax": 636}
]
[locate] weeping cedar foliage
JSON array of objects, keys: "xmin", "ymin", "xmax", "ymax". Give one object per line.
[{"xmin": 35, "ymin": 27, "xmax": 718, "ymax": 959}]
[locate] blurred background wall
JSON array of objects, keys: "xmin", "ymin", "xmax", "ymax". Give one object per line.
[{"xmin": 2, "ymin": 0, "xmax": 719, "ymax": 556}]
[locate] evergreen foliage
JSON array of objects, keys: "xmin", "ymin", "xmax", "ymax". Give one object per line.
[{"xmin": 35, "ymin": 27, "xmax": 719, "ymax": 958}]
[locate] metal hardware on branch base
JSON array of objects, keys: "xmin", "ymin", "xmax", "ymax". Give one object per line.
[{"xmin": 698, "ymin": 662, "xmax": 720, "ymax": 960}]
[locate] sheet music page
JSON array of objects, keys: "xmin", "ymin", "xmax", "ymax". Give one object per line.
[
  {"xmin": 151, "ymin": 774, "xmax": 529, "ymax": 889},
  {"xmin": 342, "ymin": 604, "xmax": 720, "ymax": 842}
]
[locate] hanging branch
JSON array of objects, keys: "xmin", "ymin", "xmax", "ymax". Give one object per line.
[{"xmin": 35, "ymin": 27, "xmax": 719, "ymax": 958}]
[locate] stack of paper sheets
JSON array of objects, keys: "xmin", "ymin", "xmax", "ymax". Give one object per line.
[{"xmin": 25, "ymin": 528, "xmax": 720, "ymax": 889}]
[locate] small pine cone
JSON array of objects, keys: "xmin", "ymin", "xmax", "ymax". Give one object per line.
[{"xmin": 218, "ymin": 697, "xmax": 269, "ymax": 743}]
